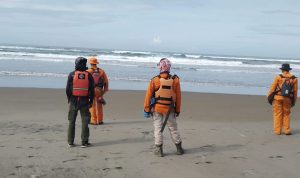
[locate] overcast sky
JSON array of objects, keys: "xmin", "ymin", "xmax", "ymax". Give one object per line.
[{"xmin": 0, "ymin": 0, "xmax": 300, "ymax": 58}]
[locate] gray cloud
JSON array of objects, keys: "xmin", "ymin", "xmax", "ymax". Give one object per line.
[
  {"xmin": 249, "ymin": 25, "xmax": 300, "ymax": 37},
  {"xmin": 0, "ymin": 1, "xmax": 154, "ymax": 13},
  {"xmin": 0, "ymin": 1, "xmax": 156, "ymax": 27}
]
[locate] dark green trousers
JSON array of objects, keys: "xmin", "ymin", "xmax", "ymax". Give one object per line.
[{"xmin": 68, "ymin": 103, "xmax": 90, "ymax": 144}]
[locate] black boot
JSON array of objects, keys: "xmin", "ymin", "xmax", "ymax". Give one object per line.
[
  {"xmin": 175, "ymin": 142, "xmax": 184, "ymax": 155},
  {"xmin": 154, "ymin": 145, "xmax": 164, "ymax": 157}
]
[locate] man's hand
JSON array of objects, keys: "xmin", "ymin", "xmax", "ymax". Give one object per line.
[
  {"xmin": 143, "ymin": 111, "xmax": 151, "ymax": 118},
  {"xmin": 89, "ymin": 102, "xmax": 93, "ymax": 108}
]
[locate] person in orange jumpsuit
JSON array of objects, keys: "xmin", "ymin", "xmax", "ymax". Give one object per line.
[
  {"xmin": 87, "ymin": 56, "xmax": 109, "ymax": 125},
  {"xmin": 268, "ymin": 64, "xmax": 298, "ymax": 135},
  {"xmin": 144, "ymin": 58, "xmax": 184, "ymax": 157}
]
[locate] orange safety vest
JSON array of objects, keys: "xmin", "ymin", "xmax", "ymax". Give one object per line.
[
  {"xmin": 73, "ymin": 71, "xmax": 89, "ymax": 96},
  {"xmin": 155, "ymin": 76, "xmax": 176, "ymax": 106}
]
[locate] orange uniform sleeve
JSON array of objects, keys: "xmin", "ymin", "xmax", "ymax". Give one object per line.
[
  {"xmin": 268, "ymin": 76, "xmax": 279, "ymax": 97},
  {"xmin": 174, "ymin": 77, "xmax": 181, "ymax": 113},
  {"xmin": 293, "ymin": 78, "xmax": 298, "ymax": 104},
  {"xmin": 102, "ymin": 71, "xmax": 109, "ymax": 93},
  {"xmin": 144, "ymin": 80, "xmax": 154, "ymax": 113}
]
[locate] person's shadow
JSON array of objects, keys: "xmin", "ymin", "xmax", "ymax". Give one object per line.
[
  {"xmin": 92, "ymin": 137, "xmax": 152, "ymax": 147},
  {"xmin": 184, "ymin": 144, "xmax": 244, "ymax": 155},
  {"xmin": 292, "ymin": 128, "xmax": 300, "ymax": 135}
]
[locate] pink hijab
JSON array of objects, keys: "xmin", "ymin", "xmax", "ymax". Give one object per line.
[{"xmin": 158, "ymin": 58, "xmax": 171, "ymax": 73}]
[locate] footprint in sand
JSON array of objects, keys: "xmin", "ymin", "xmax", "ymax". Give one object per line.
[
  {"xmin": 27, "ymin": 156, "xmax": 35, "ymax": 158},
  {"xmin": 15, "ymin": 166, "xmax": 22, "ymax": 169},
  {"xmin": 102, "ymin": 167, "xmax": 123, "ymax": 171},
  {"xmin": 62, "ymin": 158, "xmax": 82, "ymax": 163},
  {"xmin": 231, "ymin": 156, "xmax": 247, "ymax": 160},
  {"xmin": 242, "ymin": 169, "xmax": 257, "ymax": 176},
  {"xmin": 141, "ymin": 131, "xmax": 150, "ymax": 135},
  {"xmin": 76, "ymin": 155, "xmax": 88, "ymax": 158},
  {"xmin": 199, "ymin": 145, "xmax": 215, "ymax": 152},
  {"xmin": 269, "ymin": 155, "xmax": 284, "ymax": 159},
  {"xmin": 51, "ymin": 167, "xmax": 64, "ymax": 171},
  {"xmin": 195, "ymin": 161, "xmax": 212, "ymax": 165}
]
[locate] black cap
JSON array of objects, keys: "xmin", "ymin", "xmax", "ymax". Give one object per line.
[{"xmin": 280, "ymin": 63, "xmax": 292, "ymax": 71}]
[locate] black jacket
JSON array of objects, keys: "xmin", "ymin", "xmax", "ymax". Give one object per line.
[{"xmin": 66, "ymin": 70, "xmax": 95, "ymax": 108}]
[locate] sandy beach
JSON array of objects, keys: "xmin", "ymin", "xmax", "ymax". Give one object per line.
[{"xmin": 0, "ymin": 87, "xmax": 300, "ymax": 178}]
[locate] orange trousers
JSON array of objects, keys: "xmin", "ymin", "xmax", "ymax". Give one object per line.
[
  {"xmin": 272, "ymin": 98, "xmax": 292, "ymax": 135},
  {"xmin": 90, "ymin": 88, "xmax": 104, "ymax": 124}
]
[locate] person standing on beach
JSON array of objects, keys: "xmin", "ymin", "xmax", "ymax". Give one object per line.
[
  {"xmin": 268, "ymin": 63, "xmax": 298, "ymax": 135},
  {"xmin": 66, "ymin": 57, "xmax": 94, "ymax": 148},
  {"xmin": 143, "ymin": 58, "xmax": 184, "ymax": 157},
  {"xmin": 87, "ymin": 56, "xmax": 109, "ymax": 125}
]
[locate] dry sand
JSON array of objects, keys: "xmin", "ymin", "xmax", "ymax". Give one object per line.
[{"xmin": 0, "ymin": 88, "xmax": 299, "ymax": 178}]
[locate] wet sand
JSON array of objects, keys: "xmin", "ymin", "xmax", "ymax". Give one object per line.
[{"xmin": 0, "ymin": 88, "xmax": 299, "ymax": 178}]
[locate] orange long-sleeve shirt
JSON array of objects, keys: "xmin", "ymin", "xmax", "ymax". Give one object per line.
[
  {"xmin": 268, "ymin": 71, "xmax": 298, "ymax": 103},
  {"xmin": 144, "ymin": 73, "xmax": 181, "ymax": 114},
  {"xmin": 87, "ymin": 66, "xmax": 109, "ymax": 93}
]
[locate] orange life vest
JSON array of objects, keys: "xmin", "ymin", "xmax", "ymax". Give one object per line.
[
  {"xmin": 92, "ymin": 68, "xmax": 104, "ymax": 88},
  {"xmin": 73, "ymin": 71, "xmax": 89, "ymax": 96},
  {"xmin": 155, "ymin": 76, "xmax": 176, "ymax": 106}
]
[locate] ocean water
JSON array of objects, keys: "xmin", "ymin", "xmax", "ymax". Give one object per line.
[{"xmin": 0, "ymin": 44, "xmax": 299, "ymax": 95}]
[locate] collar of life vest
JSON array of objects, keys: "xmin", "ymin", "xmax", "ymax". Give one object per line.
[{"xmin": 158, "ymin": 73, "xmax": 172, "ymax": 79}]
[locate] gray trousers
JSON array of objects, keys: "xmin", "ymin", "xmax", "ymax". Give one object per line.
[
  {"xmin": 152, "ymin": 112, "xmax": 182, "ymax": 145},
  {"xmin": 68, "ymin": 103, "xmax": 90, "ymax": 144}
]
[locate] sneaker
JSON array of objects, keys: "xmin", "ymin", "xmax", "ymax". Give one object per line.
[
  {"xmin": 81, "ymin": 142, "xmax": 91, "ymax": 148},
  {"xmin": 68, "ymin": 143, "xmax": 75, "ymax": 148}
]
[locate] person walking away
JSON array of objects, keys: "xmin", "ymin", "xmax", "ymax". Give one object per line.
[
  {"xmin": 66, "ymin": 57, "xmax": 95, "ymax": 148},
  {"xmin": 267, "ymin": 63, "xmax": 298, "ymax": 135},
  {"xmin": 87, "ymin": 56, "xmax": 109, "ymax": 125},
  {"xmin": 143, "ymin": 58, "xmax": 184, "ymax": 157}
]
